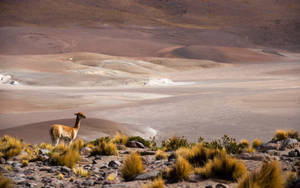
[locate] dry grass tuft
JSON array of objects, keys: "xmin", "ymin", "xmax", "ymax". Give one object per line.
[
  {"xmin": 121, "ymin": 152, "xmax": 144, "ymax": 181},
  {"xmin": 39, "ymin": 142, "xmax": 53, "ymax": 151},
  {"xmin": 0, "ymin": 175, "xmax": 12, "ymax": 188},
  {"xmin": 167, "ymin": 156, "xmax": 192, "ymax": 181},
  {"xmin": 73, "ymin": 166, "xmax": 89, "ymax": 177},
  {"xmin": 50, "ymin": 143, "xmax": 81, "ymax": 168},
  {"xmin": 21, "ymin": 159, "xmax": 29, "ymax": 167},
  {"xmin": 112, "ymin": 132, "xmax": 128, "ymax": 145},
  {"xmin": 176, "ymin": 144, "xmax": 220, "ymax": 167},
  {"xmin": 284, "ymin": 171, "xmax": 298, "ymax": 188},
  {"xmin": 155, "ymin": 150, "xmax": 167, "ymax": 160},
  {"xmin": 287, "ymin": 130, "xmax": 298, "ymax": 139},
  {"xmin": 252, "ymin": 139, "xmax": 262, "ymax": 149},
  {"xmin": 275, "ymin": 130, "xmax": 288, "ymax": 141},
  {"xmin": 0, "ymin": 135, "xmax": 24, "ymax": 160},
  {"xmin": 91, "ymin": 140, "xmax": 118, "ymax": 156},
  {"xmin": 71, "ymin": 138, "xmax": 84, "ymax": 151},
  {"xmin": 239, "ymin": 139, "xmax": 250, "ymax": 149},
  {"xmin": 142, "ymin": 176, "xmax": 165, "ymax": 188},
  {"xmin": 202, "ymin": 150, "xmax": 247, "ymax": 181},
  {"xmin": 162, "ymin": 136, "xmax": 190, "ymax": 151},
  {"xmin": 238, "ymin": 160, "xmax": 283, "ymax": 188}
]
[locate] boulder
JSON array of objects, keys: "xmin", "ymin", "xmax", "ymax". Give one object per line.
[{"xmin": 261, "ymin": 142, "xmax": 280, "ymax": 150}]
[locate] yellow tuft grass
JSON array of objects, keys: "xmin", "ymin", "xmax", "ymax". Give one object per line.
[
  {"xmin": 284, "ymin": 171, "xmax": 298, "ymax": 188},
  {"xmin": 162, "ymin": 136, "xmax": 190, "ymax": 151},
  {"xmin": 176, "ymin": 143, "xmax": 220, "ymax": 167},
  {"xmin": 203, "ymin": 150, "xmax": 247, "ymax": 181},
  {"xmin": 50, "ymin": 143, "xmax": 81, "ymax": 168},
  {"xmin": 239, "ymin": 139, "xmax": 250, "ymax": 149},
  {"xmin": 58, "ymin": 173, "xmax": 64, "ymax": 180},
  {"xmin": 155, "ymin": 150, "xmax": 167, "ymax": 160},
  {"xmin": 39, "ymin": 142, "xmax": 53, "ymax": 151},
  {"xmin": 107, "ymin": 173, "xmax": 116, "ymax": 181},
  {"xmin": 287, "ymin": 130, "xmax": 298, "ymax": 139},
  {"xmin": 252, "ymin": 138, "xmax": 262, "ymax": 149},
  {"xmin": 0, "ymin": 135, "xmax": 24, "ymax": 160},
  {"xmin": 91, "ymin": 140, "xmax": 118, "ymax": 156},
  {"xmin": 71, "ymin": 138, "xmax": 84, "ymax": 151},
  {"xmin": 21, "ymin": 159, "xmax": 29, "ymax": 167},
  {"xmin": 142, "ymin": 176, "xmax": 165, "ymax": 188},
  {"xmin": 275, "ymin": 130, "xmax": 288, "ymax": 141},
  {"xmin": 238, "ymin": 160, "xmax": 283, "ymax": 188},
  {"xmin": 112, "ymin": 132, "xmax": 128, "ymax": 145},
  {"xmin": 167, "ymin": 156, "xmax": 192, "ymax": 181},
  {"xmin": 0, "ymin": 175, "xmax": 12, "ymax": 188},
  {"xmin": 121, "ymin": 152, "xmax": 144, "ymax": 181},
  {"xmin": 73, "ymin": 166, "xmax": 89, "ymax": 177}
]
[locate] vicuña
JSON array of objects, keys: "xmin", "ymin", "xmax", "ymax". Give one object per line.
[{"xmin": 49, "ymin": 112, "xmax": 86, "ymax": 146}]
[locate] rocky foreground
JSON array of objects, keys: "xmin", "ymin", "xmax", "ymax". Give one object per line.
[{"xmin": 0, "ymin": 131, "xmax": 299, "ymax": 188}]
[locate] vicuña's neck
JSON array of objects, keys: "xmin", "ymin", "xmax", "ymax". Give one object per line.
[{"xmin": 74, "ymin": 116, "xmax": 81, "ymax": 129}]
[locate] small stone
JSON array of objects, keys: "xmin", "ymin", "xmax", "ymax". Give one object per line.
[
  {"xmin": 135, "ymin": 141, "xmax": 145, "ymax": 148},
  {"xmin": 0, "ymin": 158, "xmax": 5, "ymax": 164},
  {"xmin": 205, "ymin": 186, "xmax": 213, "ymax": 188},
  {"xmin": 126, "ymin": 141, "xmax": 137, "ymax": 148},
  {"xmin": 108, "ymin": 160, "xmax": 121, "ymax": 169},
  {"xmin": 61, "ymin": 166, "xmax": 71, "ymax": 173},
  {"xmin": 39, "ymin": 149, "xmax": 50, "ymax": 155},
  {"xmin": 82, "ymin": 180, "xmax": 94, "ymax": 186},
  {"xmin": 135, "ymin": 170, "xmax": 160, "ymax": 180},
  {"xmin": 288, "ymin": 150, "xmax": 297, "ymax": 157},
  {"xmin": 140, "ymin": 151, "xmax": 156, "ymax": 156}
]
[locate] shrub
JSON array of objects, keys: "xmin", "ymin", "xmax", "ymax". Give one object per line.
[
  {"xmin": 275, "ymin": 130, "xmax": 288, "ymax": 141},
  {"xmin": 287, "ymin": 130, "xmax": 298, "ymax": 139},
  {"xmin": 162, "ymin": 136, "xmax": 190, "ymax": 151},
  {"xmin": 71, "ymin": 138, "xmax": 84, "ymax": 151},
  {"xmin": 176, "ymin": 144, "xmax": 220, "ymax": 167},
  {"xmin": 142, "ymin": 176, "xmax": 165, "ymax": 188},
  {"xmin": 112, "ymin": 132, "xmax": 128, "ymax": 145},
  {"xmin": 73, "ymin": 167, "xmax": 89, "ymax": 177},
  {"xmin": 167, "ymin": 156, "xmax": 192, "ymax": 181},
  {"xmin": 127, "ymin": 136, "xmax": 151, "ymax": 148},
  {"xmin": 121, "ymin": 152, "xmax": 144, "ymax": 181},
  {"xmin": 155, "ymin": 150, "xmax": 167, "ymax": 160},
  {"xmin": 239, "ymin": 139, "xmax": 250, "ymax": 149},
  {"xmin": 0, "ymin": 135, "xmax": 24, "ymax": 159},
  {"xmin": 20, "ymin": 145, "xmax": 39, "ymax": 162},
  {"xmin": 21, "ymin": 159, "xmax": 29, "ymax": 167},
  {"xmin": 252, "ymin": 139, "xmax": 262, "ymax": 149},
  {"xmin": 203, "ymin": 150, "xmax": 247, "ymax": 181},
  {"xmin": 238, "ymin": 160, "xmax": 283, "ymax": 188},
  {"xmin": 90, "ymin": 140, "xmax": 117, "ymax": 156},
  {"xmin": 0, "ymin": 175, "xmax": 12, "ymax": 188},
  {"xmin": 39, "ymin": 142, "xmax": 53, "ymax": 151},
  {"xmin": 50, "ymin": 143, "xmax": 81, "ymax": 168}
]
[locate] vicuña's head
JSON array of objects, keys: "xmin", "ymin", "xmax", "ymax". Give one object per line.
[{"xmin": 75, "ymin": 112, "xmax": 86, "ymax": 119}]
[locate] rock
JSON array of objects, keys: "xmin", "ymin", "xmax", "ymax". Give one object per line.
[
  {"xmin": 140, "ymin": 151, "xmax": 156, "ymax": 156},
  {"xmin": 100, "ymin": 164, "xmax": 109, "ymax": 169},
  {"xmin": 24, "ymin": 169, "xmax": 35, "ymax": 175},
  {"xmin": 12, "ymin": 177, "xmax": 26, "ymax": 185},
  {"xmin": 216, "ymin": 184, "xmax": 228, "ymax": 188},
  {"xmin": 168, "ymin": 153, "xmax": 176, "ymax": 162},
  {"xmin": 102, "ymin": 183, "xmax": 129, "ymax": 187},
  {"xmin": 289, "ymin": 150, "xmax": 297, "ymax": 157},
  {"xmin": 61, "ymin": 166, "xmax": 71, "ymax": 173},
  {"xmin": 136, "ymin": 142, "xmax": 145, "ymax": 148},
  {"xmin": 108, "ymin": 160, "xmax": 121, "ymax": 169},
  {"xmin": 262, "ymin": 142, "xmax": 280, "ymax": 150},
  {"xmin": 39, "ymin": 149, "xmax": 50, "ymax": 155},
  {"xmin": 266, "ymin": 150, "xmax": 280, "ymax": 156},
  {"xmin": 280, "ymin": 138, "xmax": 298, "ymax": 150},
  {"xmin": 0, "ymin": 157, "xmax": 5, "ymax": 164},
  {"xmin": 126, "ymin": 141, "xmax": 137, "ymax": 148},
  {"xmin": 81, "ymin": 147, "xmax": 92, "ymax": 156},
  {"xmin": 82, "ymin": 180, "xmax": 94, "ymax": 186},
  {"xmin": 238, "ymin": 153, "xmax": 270, "ymax": 161},
  {"xmin": 40, "ymin": 167, "xmax": 53, "ymax": 173},
  {"xmin": 135, "ymin": 170, "xmax": 160, "ymax": 180},
  {"xmin": 205, "ymin": 186, "xmax": 213, "ymax": 188}
]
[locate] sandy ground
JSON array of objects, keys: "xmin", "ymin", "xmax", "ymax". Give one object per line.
[{"xmin": 0, "ymin": 51, "xmax": 299, "ymax": 144}]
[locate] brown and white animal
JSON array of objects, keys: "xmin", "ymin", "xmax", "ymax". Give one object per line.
[{"xmin": 49, "ymin": 112, "xmax": 86, "ymax": 146}]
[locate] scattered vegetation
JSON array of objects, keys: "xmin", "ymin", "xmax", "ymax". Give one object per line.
[
  {"xmin": 39, "ymin": 142, "xmax": 53, "ymax": 151},
  {"xmin": 0, "ymin": 175, "xmax": 12, "ymax": 188},
  {"xmin": 239, "ymin": 139, "xmax": 250, "ymax": 149},
  {"xmin": 21, "ymin": 159, "xmax": 29, "ymax": 167},
  {"xmin": 200, "ymin": 150, "xmax": 247, "ymax": 181},
  {"xmin": 142, "ymin": 177, "xmax": 165, "ymax": 188},
  {"xmin": 287, "ymin": 130, "xmax": 298, "ymax": 139},
  {"xmin": 275, "ymin": 130, "xmax": 288, "ymax": 141},
  {"xmin": 112, "ymin": 132, "xmax": 128, "ymax": 145},
  {"xmin": 73, "ymin": 167, "xmax": 89, "ymax": 177},
  {"xmin": 0, "ymin": 135, "xmax": 24, "ymax": 160},
  {"xmin": 176, "ymin": 143, "xmax": 220, "ymax": 167},
  {"xmin": 121, "ymin": 152, "xmax": 144, "ymax": 181},
  {"xmin": 252, "ymin": 138, "xmax": 262, "ymax": 149},
  {"xmin": 127, "ymin": 136, "xmax": 152, "ymax": 148},
  {"xmin": 50, "ymin": 142, "xmax": 81, "ymax": 168},
  {"xmin": 238, "ymin": 160, "xmax": 283, "ymax": 188},
  {"xmin": 162, "ymin": 136, "xmax": 190, "ymax": 151},
  {"xmin": 90, "ymin": 140, "xmax": 118, "ymax": 156},
  {"xmin": 167, "ymin": 156, "xmax": 192, "ymax": 181},
  {"xmin": 155, "ymin": 150, "xmax": 167, "ymax": 160}
]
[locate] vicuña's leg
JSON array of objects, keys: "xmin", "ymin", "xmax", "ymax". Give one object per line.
[{"xmin": 54, "ymin": 138, "xmax": 59, "ymax": 147}]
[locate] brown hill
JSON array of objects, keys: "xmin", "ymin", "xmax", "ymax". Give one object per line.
[{"xmin": 0, "ymin": 0, "xmax": 299, "ymax": 56}]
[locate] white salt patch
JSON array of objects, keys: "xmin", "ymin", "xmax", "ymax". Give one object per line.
[
  {"xmin": 146, "ymin": 78, "xmax": 197, "ymax": 86},
  {"xmin": 0, "ymin": 73, "xmax": 19, "ymax": 86}
]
